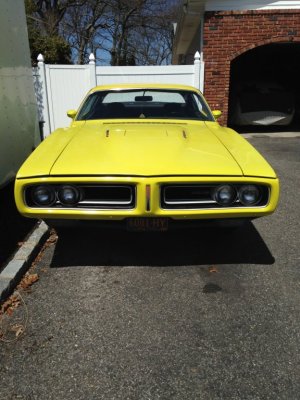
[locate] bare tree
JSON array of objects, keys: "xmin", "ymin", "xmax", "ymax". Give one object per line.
[
  {"xmin": 130, "ymin": 2, "xmax": 178, "ymax": 65},
  {"xmin": 26, "ymin": 0, "xmax": 181, "ymax": 65},
  {"xmin": 25, "ymin": 0, "xmax": 80, "ymax": 63},
  {"xmin": 106, "ymin": 0, "xmax": 179, "ymax": 66},
  {"xmin": 31, "ymin": 0, "xmax": 86, "ymax": 35},
  {"xmin": 62, "ymin": 0, "xmax": 109, "ymax": 64},
  {"xmin": 105, "ymin": 0, "xmax": 144, "ymax": 66}
]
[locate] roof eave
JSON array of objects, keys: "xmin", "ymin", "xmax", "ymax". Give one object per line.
[{"xmin": 172, "ymin": 0, "xmax": 205, "ymax": 64}]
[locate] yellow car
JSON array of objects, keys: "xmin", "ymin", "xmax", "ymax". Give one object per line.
[{"xmin": 14, "ymin": 84, "xmax": 279, "ymax": 231}]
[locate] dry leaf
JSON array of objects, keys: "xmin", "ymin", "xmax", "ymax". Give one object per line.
[
  {"xmin": 46, "ymin": 231, "xmax": 58, "ymax": 245},
  {"xmin": 16, "ymin": 327, "xmax": 24, "ymax": 337},
  {"xmin": 208, "ymin": 265, "xmax": 218, "ymax": 273},
  {"xmin": 1, "ymin": 295, "xmax": 21, "ymax": 316},
  {"xmin": 11, "ymin": 324, "xmax": 25, "ymax": 338},
  {"xmin": 18, "ymin": 273, "xmax": 39, "ymax": 290},
  {"xmin": 6, "ymin": 308, "xmax": 13, "ymax": 316}
]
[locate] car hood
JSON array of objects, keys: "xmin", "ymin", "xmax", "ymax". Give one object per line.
[{"xmin": 47, "ymin": 121, "xmax": 243, "ymax": 176}]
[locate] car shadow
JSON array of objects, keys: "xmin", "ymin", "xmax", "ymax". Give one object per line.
[
  {"xmin": 0, "ymin": 183, "xmax": 36, "ymax": 271},
  {"xmin": 50, "ymin": 222, "xmax": 274, "ymax": 268}
]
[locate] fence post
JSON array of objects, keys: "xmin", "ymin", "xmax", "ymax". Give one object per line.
[
  {"xmin": 193, "ymin": 51, "xmax": 201, "ymax": 91},
  {"xmin": 89, "ymin": 53, "xmax": 96, "ymax": 87},
  {"xmin": 37, "ymin": 54, "xmax": 51, "ymax": 137}
]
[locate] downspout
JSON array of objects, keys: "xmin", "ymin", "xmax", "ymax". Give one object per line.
[{"xmin": 200, "ymin": 12, "xmax": 204, "ymax": 61}]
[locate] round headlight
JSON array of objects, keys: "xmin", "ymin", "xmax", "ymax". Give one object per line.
[
  {"xmin": 239, "ymin": 185, "xmax": 261, "ymax": 206},
  {"xmin": 57, "ymin": 185, "xmax": 80, "ymax": 206},
  {"xmin": 213, "ymin": 185, "xmax": 237, "ymax": 206},
  {"xmin": 32, "ymin": 185, "xmax": 56, "ymax": 206}
]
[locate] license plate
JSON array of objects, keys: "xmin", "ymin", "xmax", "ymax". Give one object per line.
[{"xmin": 126, "ymin": 218, "xmax": 169, "ymax": 232}]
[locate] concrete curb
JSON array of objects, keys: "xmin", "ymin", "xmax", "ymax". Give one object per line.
[{"xmin": 0, "ymin": 221, "xmax": 49, "ymax": 303}]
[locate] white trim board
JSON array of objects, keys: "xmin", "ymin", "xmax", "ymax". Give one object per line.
[{"xmin": 205, "ymin": 1, "xmax": 300, "ymax": 11}]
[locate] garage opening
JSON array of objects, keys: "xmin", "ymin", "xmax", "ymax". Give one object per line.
[{"xmin": 228, "ymin": 43, "xmax": 300, "ymax": 131}]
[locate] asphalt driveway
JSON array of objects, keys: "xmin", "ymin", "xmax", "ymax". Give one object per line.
[{"xmin": 0, "ymin": 136, "xmax": 299, "ymax": 400}]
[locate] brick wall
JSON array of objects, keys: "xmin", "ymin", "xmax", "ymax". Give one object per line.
[{"xmin": 203, "ymin": 10, "xmax": 300, "ymax": 125}]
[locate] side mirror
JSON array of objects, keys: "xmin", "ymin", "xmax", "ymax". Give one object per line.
[
  {"xmin": 212, "ymin": 110, "xmax": 222, "ymax": 120},
  {"xmin": 67, "ymin": 109, "xmax": 77, "ymax": 120}
]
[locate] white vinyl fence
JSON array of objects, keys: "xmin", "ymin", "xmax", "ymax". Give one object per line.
[{"xmin": 33, "ymin": 52, "xmax": 204, "ymax": 138}]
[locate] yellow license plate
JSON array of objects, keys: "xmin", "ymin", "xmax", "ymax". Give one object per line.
[{"xmin": 126, "ymin": 218, "xmax": 169, "ymax": 232}]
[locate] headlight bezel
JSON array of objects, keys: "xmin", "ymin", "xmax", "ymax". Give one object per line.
[
  {"xmin": 25, "ymin": 182, "xmax": 269, "ymax": 210},
  {"xmin": 24, "ymin": 183, "xmax": 136, "ymax": 209}
]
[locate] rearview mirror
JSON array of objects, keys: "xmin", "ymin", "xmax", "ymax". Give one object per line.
[
  {"xmin": 67, "ymin": 109, "xmax": 77, "ymax": 119},
  {"xmin": 212, "ymin": 110, "xmax": 222, "ymax": 120}
]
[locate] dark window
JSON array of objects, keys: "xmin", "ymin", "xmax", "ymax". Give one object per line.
[{"xmin": 76, "ymin": 89, "xmax": 214, "ymax": 121}]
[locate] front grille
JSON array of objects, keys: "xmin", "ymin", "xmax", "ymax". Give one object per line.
[
  {"xmin": 78, "ymin": 185, "xmax": 135, "ymax": 208},
  {"xmin": 161, "ymin": 184, "xmax": 269, "ymax": 209},
  {"xmin": 25, "ymin": 184, "xmax": 135, "ymax": 209}
]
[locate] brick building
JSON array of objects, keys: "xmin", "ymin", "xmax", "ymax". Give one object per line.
[{"xmin": 173, "ymin": 1, "xmax": 300, "ymax": 126}]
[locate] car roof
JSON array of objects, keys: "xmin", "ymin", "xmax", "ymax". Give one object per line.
[{"xmin": 89, "ymin": 83, "xmax": 201, "ymax": 94}]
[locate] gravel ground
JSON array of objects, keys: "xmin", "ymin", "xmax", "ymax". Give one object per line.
[{"xmin": 0, "ymin": 137, "xmax": 299, "ymax": 400}]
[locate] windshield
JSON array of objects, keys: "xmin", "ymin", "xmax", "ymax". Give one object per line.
[{"xmin": 76, "ymin": 89, "xmax": 214, "ymax": 121}]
